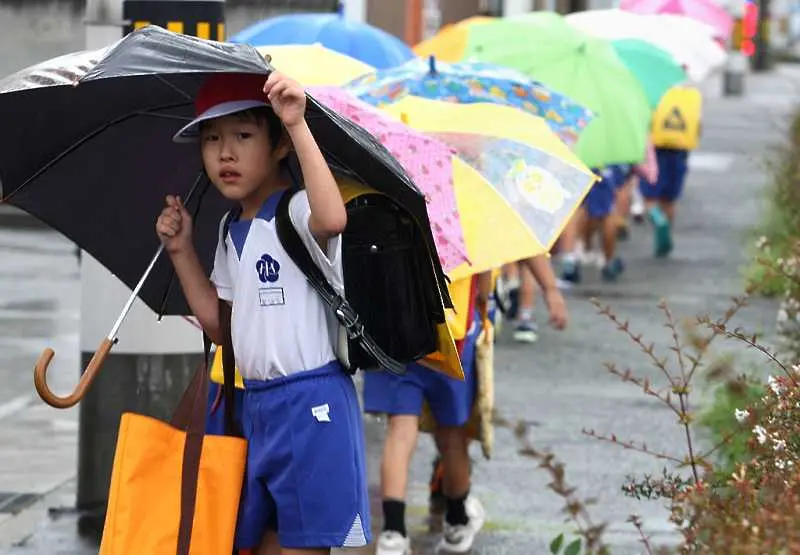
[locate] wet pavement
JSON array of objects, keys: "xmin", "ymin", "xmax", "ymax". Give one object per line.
[{"xmin": 0, "ymin": 66, "xmax": 796, "ymax": 554}]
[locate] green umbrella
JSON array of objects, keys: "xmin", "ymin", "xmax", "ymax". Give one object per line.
[
  {"xmin": 611, "ymin": 39, "xmax": 687, "ymax": 109},
  {"xmin": 461, "ymin": 16, "xmax": 651, "ymax": 167}
]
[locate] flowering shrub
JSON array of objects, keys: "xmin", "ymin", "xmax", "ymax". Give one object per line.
[{"xmin": 670, "ymin": 368, "xmax": 800, "ymax": 553}]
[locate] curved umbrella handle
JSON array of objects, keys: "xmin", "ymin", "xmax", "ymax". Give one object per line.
[{"xmin": 34, "ymin": 337, "xmax": 115, "ymax": 409}]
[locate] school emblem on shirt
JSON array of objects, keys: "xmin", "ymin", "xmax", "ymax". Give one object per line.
[{"xmin": 256, "ymin": 253, "xmax": 280, "ymax": 283}]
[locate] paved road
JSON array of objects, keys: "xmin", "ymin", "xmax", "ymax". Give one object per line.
[{"xmin": 0, "ymin": 66, "xmax": 795, "ymax": 554}]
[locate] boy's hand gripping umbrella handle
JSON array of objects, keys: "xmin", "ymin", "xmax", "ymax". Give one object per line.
[{"xmin": 33, "ymin": 174, "xmax": 206, "ymax": 409}]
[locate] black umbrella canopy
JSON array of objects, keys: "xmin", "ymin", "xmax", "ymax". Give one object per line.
[{"xmin": 0, "ymin": 26, "xmax": 452, "ymax": 315}]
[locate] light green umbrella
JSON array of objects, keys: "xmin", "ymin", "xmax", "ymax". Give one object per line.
[
  {"xmin": 611, "ymin": 38, "xmax": 687, "ymax": 109},
  {"xmin": 461, "ymin": 15, "xmax": 651, "ymax": 168}
]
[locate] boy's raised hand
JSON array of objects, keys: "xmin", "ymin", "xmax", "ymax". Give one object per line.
[
  {"xmin": 156, "ymin": 195, "xmax": 193, "ymax": 254},
  {"xmin": 263, "ymin": 72, "xmax": 306, "ymax": 129}
]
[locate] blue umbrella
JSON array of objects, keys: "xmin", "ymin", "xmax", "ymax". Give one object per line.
[{"xmin": 228, "ymin": 10, "xmax": 415, "ymax": 69}]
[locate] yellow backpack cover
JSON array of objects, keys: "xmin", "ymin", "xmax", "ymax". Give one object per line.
[{"xmin": 651, "ymin": 85, "xmax": 702, "ymax": 151}]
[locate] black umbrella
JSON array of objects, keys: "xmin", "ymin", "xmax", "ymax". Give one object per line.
[{"xmin": 0, "ymin": 26, "xmax": 451, "ymax": 408}]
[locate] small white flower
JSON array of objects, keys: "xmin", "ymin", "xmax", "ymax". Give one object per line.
[
  {"xmin": 756, "ymin": 236, "xmax": 768, "ymax": 249},
  {"xmin": 793, "ymin": 364, "xmax": 800, "ymax": 375},
  {"xmin": 774, "ymin": 439, "xmax": 787, "ymax": 451},
  {"xmin": 735, "ymin": 409, "xmax": 750, "ymax": 423},
  {"xmin": 776, "ymin": 459, "xmax": 787, "ymax": 470},
  {"xmin": 754, "ymin": 425, "xmax": 768, "ymax": 444},
  {"xmin": 768, "ymin": 375, "xmax": 783, "ymax": 395}
]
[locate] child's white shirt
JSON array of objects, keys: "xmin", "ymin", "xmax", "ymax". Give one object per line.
[{"xmin": 211, "ymin": 189, "xmax": 343, "ymax": 380}]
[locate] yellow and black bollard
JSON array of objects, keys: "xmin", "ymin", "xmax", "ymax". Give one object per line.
[{"xmin": 123, "ymin": 0, "xmax": 226, "ymax": 40}]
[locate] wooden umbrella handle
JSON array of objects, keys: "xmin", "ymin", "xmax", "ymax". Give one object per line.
[{"xmin": 33, "ymin": 338, "xmax": 115, "ymax": 409}]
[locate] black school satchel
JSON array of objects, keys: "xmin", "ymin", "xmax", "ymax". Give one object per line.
[{"xmin": 274, "ymin": 188, "xmax": 442, "ymax": 375}]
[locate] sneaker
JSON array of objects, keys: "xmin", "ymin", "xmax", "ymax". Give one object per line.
[
  {"xmin": 436, "ymin": 496, "xmax": 487, "ymax": 553},
  {"xmin": 376, "ymin": 530, "xmax": 411, "ymax": 555},
  {"xmin": 560, "ymin": 258, "xmax": 582, "ymax": 284},
  {"xmin": 513, "ymin": 318, "xmax": 538, "ymax": 343},
  {"xmin": 648, "ymin": 206, "xmax": 673, "ymax": 257},
  {"xmin": 601, "ymin": 257, "xmax": 625, "ymax": 282}
]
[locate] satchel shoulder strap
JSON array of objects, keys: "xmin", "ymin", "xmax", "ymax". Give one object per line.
[{"xmin": 274, "ymin": 189, "xmax": 406, "ymax": 375}]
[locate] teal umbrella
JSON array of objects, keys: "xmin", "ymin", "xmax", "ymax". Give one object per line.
[{"xmin": 611, "ymin": 38, "xmax": 687, "ymax": 109}]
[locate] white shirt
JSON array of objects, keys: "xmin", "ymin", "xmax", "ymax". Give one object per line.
[{"xmin": 210, "ymin": 189, "xmax": 343, "ymax": 380}]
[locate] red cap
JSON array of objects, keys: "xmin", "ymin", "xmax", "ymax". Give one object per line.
[{"xmin": 173, "ymin": 72, "xmax": 270, "ymax": 142}]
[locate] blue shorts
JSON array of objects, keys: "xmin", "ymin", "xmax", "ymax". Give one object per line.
[
  {"xmin": 610, "ymin": 164, "xmax": 633, "ymax": 189},
  {"xmin": 640, "ymin": 148, "xmax": 689, "ymax": 202},
  {"xmin": 583, "ymin": 171, "xmax": 616, "ymax": 219},
  {"xmin": 362, "ymin": 313, "xmax": 481, "ymax": 427},
  {"xmin": 205, "ymin": 381, "xmax": 245, "ymax": 436},
  {"xmin": 236, "ymin": 362, "xmax": 371, "ymax": 550}
]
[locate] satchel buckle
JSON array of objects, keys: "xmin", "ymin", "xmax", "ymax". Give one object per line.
[{"xmin": 334, "ymin": 300, "xmax": 364, "ymax": 340}]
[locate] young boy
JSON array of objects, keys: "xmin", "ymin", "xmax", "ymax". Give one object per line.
[
  {"xmin": 365, "ymin": 261, "xmax": 568, "ymax": 555},
  {"xmin": 155, "ymin": 72, "xmax": 370, "ymax": 555}
]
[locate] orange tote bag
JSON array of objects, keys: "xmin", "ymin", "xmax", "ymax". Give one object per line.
[{"xmin": 99, "ymin": 342, "xmax": 247, "ymax": 555}]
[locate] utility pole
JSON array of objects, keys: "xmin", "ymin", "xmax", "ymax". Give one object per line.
[
  {"xmin": 752, "ymin": 0, "xmax": 772, "ymax": 71},
  {"xmin": 405, "ymin": 0, "xmax": 423, "ymax": 45},
  {"xmin": 76, "ymin": 0, "xmax": 224, "ymax": 540}
]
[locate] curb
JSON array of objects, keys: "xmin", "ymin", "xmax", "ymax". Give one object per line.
[{"xmin": 0, "ymin": 478, "xmax": 77, "ymax": 551}]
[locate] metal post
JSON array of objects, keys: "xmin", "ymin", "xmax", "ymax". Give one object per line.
[
  {"xmin": 76, "ymin": 0, "xmax": 224, "ymax": 540},
  {"xmin": 753, "ymin": 0, "xmax": 772, "ymax": 71}
]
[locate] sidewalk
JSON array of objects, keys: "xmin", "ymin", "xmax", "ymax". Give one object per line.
[{"xmin": 0, "ymin": 64, "xmax": 797, "ymax": 554}]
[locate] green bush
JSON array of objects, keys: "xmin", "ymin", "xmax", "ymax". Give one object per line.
[
  {"xmin": 697, "ymin": 376, "xmax": 765, "ymax": 477},
  {"xmin": 744, "ymin": 107, "xmax": 800, "ymax": 297}
]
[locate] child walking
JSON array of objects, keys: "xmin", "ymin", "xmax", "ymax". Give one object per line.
[{"xmin": 156, "ymin": 71, "xmax": 370, "ymax": 555}]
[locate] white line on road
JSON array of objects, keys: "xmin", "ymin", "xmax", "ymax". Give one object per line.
[{"xmin": 0, "ymin": 395, "xmax": 33, "ymax": 420}]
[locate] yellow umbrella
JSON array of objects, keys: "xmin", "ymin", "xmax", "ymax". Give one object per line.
[
  {"xmin": 255, "ymin": 44, "xmax": 374, "ymax": 86},
  {"xmin": 380, "ymin": 97, "xmax": 597, "ymax": 281}
]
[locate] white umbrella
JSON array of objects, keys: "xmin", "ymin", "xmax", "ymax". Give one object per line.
[{"xmin": 565, "ymin": 9, "xmax": 726, "ymax": 82}]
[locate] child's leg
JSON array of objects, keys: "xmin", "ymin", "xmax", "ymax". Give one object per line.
[
  {"xmin": 500, "ymin": 262, "xmax": 521, "ymax": 319},
  {"xmin": 600, "ymin": 215, "xmax": 618, "ymax": 262},
  {"xmin": 646, "ymin": 149, "xmax": 675, "ymax": 257},
  {"xmin": 382, "ymin": 415, "xmax": 420, "ymax": 502},
  {"xmin": 363, "ymin": 366, "xmax": 426, "ymax": 551},
  {"xmin": 559, "ymin": 211, "xmax": 584, "ymax": 284},
  {"xmin": 513, "ymin": 261, "xmax": 538, "ymax": 343},
  {"xmin": 380, "ymin": 414, "xmax": 419, "ymax": 541},
  {"xmin": 253, "ymin": 531, "xmax": 281, "ymax": 555},
  {"xmin": 658, "ymin": 149, "xmax": 689, "ymax": 227},
  {"xmin": 423, "ymin": 312, "xmax": 486, "ymax": 552}
]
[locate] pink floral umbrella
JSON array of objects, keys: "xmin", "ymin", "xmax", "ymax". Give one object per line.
[
  {"xmin": 308, "ymin": 85, "xmax": 469, "ymax": 271},
  {"xmin": 620, "ymin": 0, "xmax": 733, "ymax": 40}
]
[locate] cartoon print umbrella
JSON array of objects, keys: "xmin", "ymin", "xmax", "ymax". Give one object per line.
[
  {"xmin": 380, "ymin": 96, "xmax": 597, "ymax": 280},
  {"xmin": 345, "ymin": 56, "xmax": 594, "ymax": 147}
]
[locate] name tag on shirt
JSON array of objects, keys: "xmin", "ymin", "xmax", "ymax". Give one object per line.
[{"xmin": 259, "ymin": 287, "xmax": 285, "ymax": 307}]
